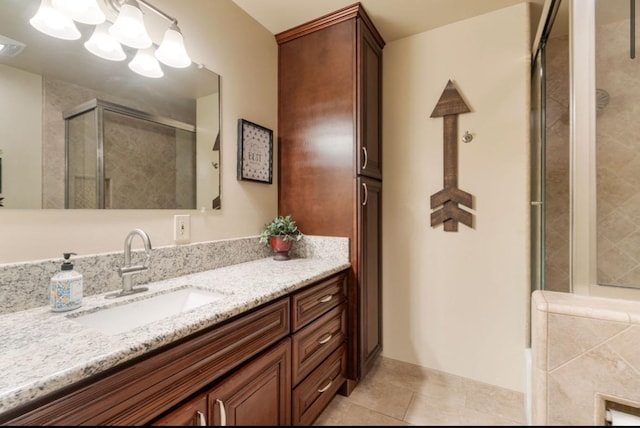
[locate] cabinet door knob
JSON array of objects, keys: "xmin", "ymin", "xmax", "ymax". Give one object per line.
[
  {"xmin": 362, "ymin": 182, "xmax": 368, "ymax": 206},
  {"xmin": 362, "ymin": 146, "xmax": 368, "ymax": 170},
  {"xmin": 216, "ymin": 399, "xmax": 227, "ymax": 426},
  {"xmin": 318, "ymin": 333, "xmax": 333, "ymax": 344},
  {"xmin": 318, "ymin": 294, "xmax": 333, "ymax": 303},
  {"xmin": 317, "ymin": 380, "xmax": 333, "ymax": 393}
]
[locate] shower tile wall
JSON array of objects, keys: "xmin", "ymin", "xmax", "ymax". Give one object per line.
[
  {"xmin": 42, "ymin": 78, "xmax": 196, "ymax": 209},
  {"xmin": 104, "ymin": 112, "xmax": 179, "ymax": 209},
  {"xmin": 545, "ymin": 10, "xmax": 640, "ymax": 291},
  {"xmin": 532, "ymin": 290, "xmax": 640, "ymax": 425},
  {"xmin": 42, "ymin": 78, "xmax": 95, "ymax": 208},
  {"xmin": 595, "ymin": 13, "xmax": 640, "ymax": 288}
]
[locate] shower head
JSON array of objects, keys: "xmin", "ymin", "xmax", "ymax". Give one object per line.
[{"xmin": 596, "ymin": 88, "xmax": 610, "ymax": 112}]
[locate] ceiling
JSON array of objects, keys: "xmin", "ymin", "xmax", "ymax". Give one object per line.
[{"xmin": 231, "ymin": 0, "xmax": 548, "ymax": 43}]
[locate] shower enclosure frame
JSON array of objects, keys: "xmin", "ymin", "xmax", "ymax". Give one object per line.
[
  {"xmin": 533, "ymin": 0, "xmax": 640, "ymax": 301},
  {"xmin": 62, "ymin": 99, "xmax": 196, "ymax": 209},
  {"xmin": 569, "ymin": 0, "xmax": 597, "ymax": 297},
  {"xmin": 531, "ymin": 0, "xmax": 563, "ymax": 295}
]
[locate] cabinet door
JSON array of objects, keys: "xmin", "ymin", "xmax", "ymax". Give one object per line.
[
  {"xmin": 151, "ymin": 394, "xmax": 207, "ymax": 426},
  {"xmin": 357, "ymin": 20, "xmax": 383, "ymax": 180},
  {"xmin": 208, "ymin": 339, "xmax": 291, "ymax": 426},
  {"xmin": 357, "ymin": 177, "xmax": 382, "ymax": 378}
]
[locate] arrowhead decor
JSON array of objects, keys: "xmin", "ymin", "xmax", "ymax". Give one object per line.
[{"xmin": 430, "ymin": 80, "xmax": 473, "ymax": 232}]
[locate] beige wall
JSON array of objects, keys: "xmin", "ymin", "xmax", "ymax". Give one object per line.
[
  {"xmin": 381, "ymin": 3, "xmax": 530, "ymax": 392},
  {"xmin": 0, "ymin": 65, "xmax": 42, "ymax": 209},
  {"xmin": 0, "ymin": 0, "xmax": 277, "ymax": 263}
]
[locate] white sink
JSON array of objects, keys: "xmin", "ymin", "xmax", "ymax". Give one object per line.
[{"xmin": 69, "ymin": 287, "xmax": 227, "ymax": 335}]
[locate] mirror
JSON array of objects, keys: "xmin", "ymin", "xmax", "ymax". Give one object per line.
[{"xmin": 0, "ymin": 0, "xmax": 221, "ymax": 209}]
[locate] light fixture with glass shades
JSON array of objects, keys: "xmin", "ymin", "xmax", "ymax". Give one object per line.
[
  {"xmin": 52, "ymin": 0, "xmax": 106, "ymax": 25},
  {"xmin": 84, "ymin": 22, "xmax": 126, "ymax": 61},
  {"xmin": 108, "ymin": 0, "xmax": 152, "ymax": 49},
  {"xmin": 128, "ymin": 46, "xmax": 163, "ymax": 78},
  {"xmin": 155, "ymin": 22, "xmax": 191, "ymax": 68},
  {"xmin": 28, "ymin": 0, "xmax": 192, "ymax": 78},
  {"xmin": 29, "ymin": 0, "xmax": 81, "ymax": 40}
]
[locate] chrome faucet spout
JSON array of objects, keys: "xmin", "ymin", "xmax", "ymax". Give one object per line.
[
  {"xmin": 123, "ymin": 228, "xmax": 152, "ymax": 268},
  {"xmin": 106, "ymin": 228, "xmax": 153, "ymax": 299}
]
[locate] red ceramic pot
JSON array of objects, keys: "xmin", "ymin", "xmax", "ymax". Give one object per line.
[{"xmin": 270, "ymin": 235, "xmax": 293, "ymax": 261}]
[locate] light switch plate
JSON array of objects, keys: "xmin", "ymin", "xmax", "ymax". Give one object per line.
[{"xmin": 174, "ymin": 215, "xmax": 190, "ymax": 244}]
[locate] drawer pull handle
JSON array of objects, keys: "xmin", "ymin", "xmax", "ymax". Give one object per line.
[
  {"xmin": 318, "ymin": 380, "xmax": 333, "ymax": 393},
  {"xmin": 216, "ymin": 399, "xmax": 227, "ymax": 426},
  {"xmin": 194, "ymin": 411, "xmax": 206, "ymax": 426},
  {"xmin": 318, "ymin": 333, "xmax": 333, "ymax": 344},
  {"xmin": 318, "ymin": 294, "xmax": 333, "ymax": 303}
]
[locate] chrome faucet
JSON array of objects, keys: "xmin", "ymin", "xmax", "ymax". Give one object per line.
[{"xmin": 106, "ymin": 228, "xmax": 152, "ymax": 299}]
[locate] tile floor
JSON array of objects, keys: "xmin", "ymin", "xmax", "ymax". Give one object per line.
[{"xmin": 314, "ymin": 356, "xmax": 526, "ymax": 426}]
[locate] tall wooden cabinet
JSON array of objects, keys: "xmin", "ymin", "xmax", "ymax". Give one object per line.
[{"xmin": 276, "ymin": 2, "xmax": 384, "ymax": 391}]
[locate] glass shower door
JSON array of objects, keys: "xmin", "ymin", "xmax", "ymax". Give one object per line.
[
  {"xmin": 65, "ymin": 108, "xmax": 99, "ymax": 209},
  {"xmin": 531, "ymin": 0, "xmax": 570, "ymax": 294},
  {"xmin": 64, "ymin": 99, "xmax": 197, "ymax": 209},
  {"xmin": 531, "ymin": 48, "xmax": 545, "ymax": 294}
]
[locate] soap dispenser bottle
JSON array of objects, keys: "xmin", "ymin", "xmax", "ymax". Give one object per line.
[{"xmin": 50, "ymin": 252, "xmax": 83, "ymax": 312}]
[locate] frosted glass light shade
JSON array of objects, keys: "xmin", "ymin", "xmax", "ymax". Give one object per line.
[
  {"xmin": 84, "ymin": 23, "xmax": 126, "ymax": 61},
  {"xmin": 155, "ymin": 24, "xmax": 191, "ymax": 68},
  {"xmin": 29, "ymin": 0, "xmax": 81, "ymax": 40},
  {"xmin": 109, "ymin": 0, "xmax": 152, "ymax": 49},
  {"xmin": 52, "ymin": 0, "xmax": 106, "ymax": 25},
  {"xmin": 129, "ymin": 47, "xmax": 163, "ymax": 78}
]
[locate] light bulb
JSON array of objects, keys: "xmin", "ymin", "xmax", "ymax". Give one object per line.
[
  {"xmin": 84, "ymin": 23, "xmax": 126, "ymax": 61},
  {"xmin": 129, "ymin": 47, "xmax": 163, "ymax": 78},
  {"xmin": 52, "ymin": 0, "xmax": 106, "ymax": 25},
  {"xmin": 155, "ymin": 24, "xmax": 191, "ymax": 68},
  {"xmin": 29, "ymin": 0, "xmax": 81, "ymax": 40},
  {"xmin": 109, "ymin": 0, "xmax": 152, "ymax": 49}
]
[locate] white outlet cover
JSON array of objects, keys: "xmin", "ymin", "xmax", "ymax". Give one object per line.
[{"xmin": 174, "ymin": 215, "xmax": 190, "ymax": 244}]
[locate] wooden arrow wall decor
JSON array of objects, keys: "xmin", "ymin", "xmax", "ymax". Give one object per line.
[{"xmin": 430, "ymin": 80, "xmax": 473, "ymax": 232}]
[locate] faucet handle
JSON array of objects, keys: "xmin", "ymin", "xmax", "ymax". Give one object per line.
[{"xmin": 119, "ymin": 265, "xmax": 149, "ymax": 276}]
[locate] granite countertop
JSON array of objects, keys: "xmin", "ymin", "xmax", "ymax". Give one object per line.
[{"xmin": 0, "ymin": 255, "xmax": 350, "ymax": 416}]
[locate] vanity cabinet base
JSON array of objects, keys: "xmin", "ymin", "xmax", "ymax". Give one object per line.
[
  {"xmin": 153, "ymin": 339, "xmax": 292, "ymax": 426},
  {"xmin": 0, "ymin": 298, "xmax": 290, "ymax": 426},
  {"xmin": 0, "ymin": 270, "xmax": 351, "ymax": 427}
]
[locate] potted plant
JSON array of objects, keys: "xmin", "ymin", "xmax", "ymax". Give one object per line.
[{"xmin": 259, "ymin": 214, "xmax": 304, "ymax": 260}]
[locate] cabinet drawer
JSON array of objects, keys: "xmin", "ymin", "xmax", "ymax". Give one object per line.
[
  {"xmin": 291, "ymin": 272, "xmax": 347, "ymax": 332},
  {"xmin": 292, "ymin": 344, "xmax": 346, "ymax": 426},
  {"xmin": 291, "ymin": 302, "xmax": 346, "ymax": 386}
]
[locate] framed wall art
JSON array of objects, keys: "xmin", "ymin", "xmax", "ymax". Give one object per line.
[{"xmin": 237, "ymin": 118, "xmax": 273, "ymax": 184}]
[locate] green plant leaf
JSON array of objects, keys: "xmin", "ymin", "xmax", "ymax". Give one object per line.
[{"xmin": 259, "ymin": 214, "xmax": 304, "ymax": 246}]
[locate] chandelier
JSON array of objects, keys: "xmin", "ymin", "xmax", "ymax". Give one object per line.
[{"xmin": 28, "ymin": 0, "xmax": 192, "ymax": 78}]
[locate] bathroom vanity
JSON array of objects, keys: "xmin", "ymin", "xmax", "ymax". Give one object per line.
[{"xmin": 0, "ymin": 237, "xmax": 350, "ymax": 426}]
